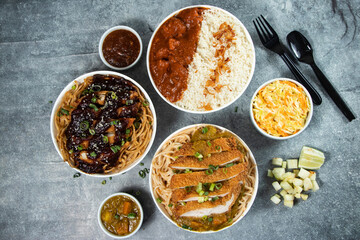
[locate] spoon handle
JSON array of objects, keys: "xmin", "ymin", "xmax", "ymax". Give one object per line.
[
  {"xmin": 310, "ymin": 63, "xmax": 356, "ymax": 121},
  {"xmin": 280, "ymin": 53, "xmax": 322, "ymax": 105}
]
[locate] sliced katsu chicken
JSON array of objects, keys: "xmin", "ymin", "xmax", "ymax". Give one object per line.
[
  {"xmin": 117, "ymin": 102, "xmax": 141, "ymax": 118},
  {"xmin": 169, "ymin": 150, "xmax": 244, "ymax": 170},
  {"xmin": 175, "ymin": 137, "xmax": 238, "ymax": 157},
  {"xmin": 169, "ymin": 162, "xmax": 248, "ymax": 189},
  {"xmin": 170, "ymin": 171, "xmax": 247, "ymax": 203},
  {"xmin": 172, "ymin": 182, "xmax": 242, "ymax": 217}
]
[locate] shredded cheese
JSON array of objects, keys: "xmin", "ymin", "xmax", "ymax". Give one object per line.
[{"xmin": 252, "ymin": 80, "xmax": 310, "ymax": 137}]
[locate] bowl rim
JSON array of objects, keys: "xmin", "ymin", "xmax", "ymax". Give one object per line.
[
  {"xmin": 249, "ymin": 77, "xmax": 314, "ymax": 140},
  {"xmin": 97, "ymin": 192, "xmax": 144, "ymax": 239},
  {"xmin": 49, "ymin": 70, "xmax": 157, "ymax": 177},
  {"xmin": 99, "ymin": 25, "xmax": 143, "ymax": 71},
  {"xmin": 149, "ymin": 123, "xmax": 259, "ymax": 234},
  {"xmin": 146, "ymin": 5, "xmax": 256, "ymax": 114}
]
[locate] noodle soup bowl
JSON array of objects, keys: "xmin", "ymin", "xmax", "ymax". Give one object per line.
[
  {"xmin": 50, "ymin": 71, "xmax": 157, "ymax": 177},
  {"xmin": 250, "ymin": 78, "xmax": 313, "ymax": 140},
  {"xmin": 149, "ymin": 124, "xmax": 258, "ymax": 233},
  {"xmin": 146, "ymin": 5, "xmax": 255, "ymax": 114}
]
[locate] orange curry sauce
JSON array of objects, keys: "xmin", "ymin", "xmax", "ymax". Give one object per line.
[{"xmin": 149, "ymin": 7, "xmax": 207, "ymax": 103}]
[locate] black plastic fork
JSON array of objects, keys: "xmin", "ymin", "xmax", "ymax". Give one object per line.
[{"xmin": 253, "ymin": 15, "xmax": 322, "ymax": 105}]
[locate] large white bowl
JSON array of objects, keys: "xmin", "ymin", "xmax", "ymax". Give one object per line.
[
  {"xmin": 250, "ymin": 78, "xmax": 313, "ymax": 140},
  {"xmin": 146, "ymin": 5, "xmax": 256, "ymax": 114},
  {"xmin": 97, "ymin": 192, "xmax": 144, "ymax": 239},
  {"xmin": 50, "ymin": 71, "xmax": 157, "ymax": 177},
  {"xmin": 149, "ymin": 123, "xmax": 258, "ymax": 233}
]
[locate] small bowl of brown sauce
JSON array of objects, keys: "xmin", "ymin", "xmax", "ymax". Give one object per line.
[
  {"xmin": 98, "ymin": 192, "xmax": 143, "ymax": 238},
  {"xmin": 99, "ymin": 26, "xmax": 142, "ymax": 70}
]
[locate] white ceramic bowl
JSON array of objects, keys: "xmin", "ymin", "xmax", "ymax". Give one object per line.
[
  {"xmin": 146, "ymin": 5, "xmax": 256, "ymax": 114},
  {"xmin": 97, "ymin": 192, "xmax": 144, "ymax": 239},
  {"xmin": 149, "ymin": 123, "xmax": 259, "ymax": 233},
  {"xmin": 50, "ymin": 70, "xmax": 157, "ymax": 177},
  {"xmin": 250, "ymin": 78, "xmax": 313, "ymax": 140},
  {"xmin": 99, "ymin": 26, "xmax": 143, "ymax": 71}
]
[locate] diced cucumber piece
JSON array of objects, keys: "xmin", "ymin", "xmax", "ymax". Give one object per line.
[
  {"xmin": 309, "ymin": 172, "xmax": 316, "ymax": 181},
  {"xmin": 284, "ymin": 200, "xmax": 294, "ymax": 208},
  {"xmin": 284, "ymin": 194, "xmax": 294, "ymax": 201},
  {"xmin": 272, "ymin": 158, "xmax": 283, "ymax": 166},
  {"xmin": 293, "ymin": 169, "xmax": 299, "ymax": 177},
  {"xmin": 280, "ymin": 190, "xmax": 287, "ymax": 197},
  {"xmin": 300, "ymin": 194, "xmax": 308, "ymax": 201},
  {"xmin": 280, "ymin": 181, "xmax": 292, "ymax": 191},
  {"xmin": 312, "ymin": 180, "xmax": 320, "ymax": 192},
  {"xmin": 282, "ymin": 161, "xmax": 287, "ymax": 168},
  {"xmin": 287, "ymin": 159, "xmax": 298, "ymax": 169},
  {"xmin": 293, "ymin": 178, "xmax": 303, "ymax": 187},
  {"xmin": 271, "ymin": 195, "xmax": 281, "ymax": 204},
  {"xmin": 267, "ymin": 169, "xmax": 274, "ymax": 178},
  {"xmin": 298, "ymin": 168, "xmax": 310, "ymax": 179},
  {"xmin": 294, "ymin": 186, "xmax": 303, "ymax": 194},
  {"xmin": 303, "ymin": 178, "xmax": 313, "ymax": 191},
  {"xmin": 272, "ymin": 181, "xmax": 281, "ymax": 191},
  {"xmin": 272, "ymin": 168, "xmax": 285, "ymax": 180},
  {"xmin": 295, "ymin": 193, "xmax": 301, "ymax": 199}
]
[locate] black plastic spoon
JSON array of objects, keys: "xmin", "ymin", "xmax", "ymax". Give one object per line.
[{"xmin": 287, "ymin": 31, "xmax": 356, "ymax": 122}]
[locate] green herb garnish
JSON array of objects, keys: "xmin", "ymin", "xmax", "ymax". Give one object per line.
[
  {"xmin": 73, "ymin": 172, "xmax": 81, "ymax": 178},
  {"xmin": 72, "ymin": 85, "xmax": 76, "ymax": 90},
  {"xmin": 156, "ymin": 198, "xmax": 163, "ymax": 203},
  {"xmin": 134, "ymin": 122, "xmax": 140, "ymax": 129},
  {"xmin": 101, "ymin": 180, "xmax": 106, "ymax": 185},
  {"xmin": 202, "ymin": 127, "xmax": 208, "ymax": 134},
  {"xmin": 168, "ymin": 203, "xmax": 173, "ymax": 207},
  {"xmin": 127, "ymin": 213, "xmax": 136, "ymax": 219},
  {"xmin": 77, "ymin": 145, "xmax": 83, "ymax": 151},
  {"xmin": 69, "ymin": 149, "xmax": 74, "ymax": 154},
  {"xmin": 207, "ymin": 141, "xmax": 212, "ymax": 147},
  {"xmin": 182, "ymin": 225, "xmax": 192, "ymax": 230},
  {"xmin": 102, "ymin": 135, "xmax": 108, "ymax": 143},
  {"xmin": 114, "ymin": 214, "xmax": 120, "ymax": 219},
  {"xmin": 126, "ymin": 100, "xmax": 133, "ymax": 105},
  {"xmin": 90, "ymin": 152, "xmax": 96, "ymax": 157},
  {"xmin": 89, "ymin": 129, "xmax": 95, "ymax": 135},
  {"xmin": 79, "ymin": 120, "xmax": 89, "ymax": 131},
  {"xmin": 139, "ymin": 170, "xmax": 146, "ymax": 178},
  {"xmin": 208, "ymin": 217, "xmax": 213, "ymax": 222},
  {"xmin": 235, "ymin": 106, "xmax": 238, "ymax": 112},
  {"xmin": 140, "ymin": 162, "xmax": 144, "ymax": 166},
  {"xmin": 125, "ymin": 129, "xmax": 131, "ymax": 135}
]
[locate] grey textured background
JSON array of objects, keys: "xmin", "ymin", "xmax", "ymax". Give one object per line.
[{"xmin": 1, "ymin": 0, "xmax": 359, "ymax": 239}]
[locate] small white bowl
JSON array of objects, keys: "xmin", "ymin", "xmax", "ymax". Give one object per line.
[
  {"xmin": 149, "ymin": 123, "xmax": 258, "ymax": 233},
  {"xmin": 50, "ymin": 71, "xmax": 157, "ymax": 177},
  {"xmin": 250, "ymin": 78, "xmax": 313, "ymax": 140},
  {"xmin": 98, "ymin": 193, "xmax": 144, "ymax": 239},
  {"xmin": 99, "ymin": 26, "xmax": 143, "ymax": 71},
  {"xmin": 146, "ymin": 5, "xmax": 256, "ymax": 114}
]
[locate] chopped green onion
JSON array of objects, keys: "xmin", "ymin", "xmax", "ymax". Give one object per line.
[
  {"xmin": 145, "ymin": 168, "xmax": 150, "ymax": 174},
  {"xmin": 182, "ymin": 225, "xmax": 192, "ymax": 230},
  {"xmin": 79, "ymin": 121, "xmax": 89, "ymax": 131},
  {"xmin": 102, "ymin": 135, "xmax": 108, "ymax": 143},
  {"xmin": 89, "ymin": 103, "xmax": 99, "ymax": 111},
  {"xmin": 81, "ymin": 89, "xmax": 89, "ymax": 96},
  {"xmin": 110, "ymin": 145, "xmax": 120, "ymax": 153},
  {"xmin": 207, "ymin": 141, "xmax": 212, "ymax": 147},
  {"xmin": 69, "ymin": 149, "xmax": 74, "ymax": 154},
  {"xmin": 207, "ymin": 154, "xmax": 211, "ymax": 158},
  {"xmin": 89, "ymin": 129, "xmax": 95, "ymax": 135},
  {"xmin": 156, "ymin": 198, "xmax": 163, "ymax": 203},
  {"xmin": 77, "ymin": 145, "xmax": 83, "ymax": 151},
  {"xmin": 212, "ymin": 196, "xmax": 219, "ymax": 201},
  {"xmin": 91, "ymin": 85, "xmax": 101, "ymax": 92},
  {"xmin": 208, "ymin": 217, "xmax": 213, "ymax": 222},
  {"xmin": 121, "ymin": 140, "xmax": 125, "ymax": 146},
  {"xmin": 139, "ymin": 170, "xmax": 146, "ymax": 178},
  {"xmin": 185, "ymin": 186, "xmax": 192, "ymax": 192},
  {"xmin": 134, "ymin": 122, "xmax": 140, "ymax": 129},
  {"xmin": 194, "ymin": 152, "xmax": 203, "ymax": 158},
  {"xmin": 140, "ymin": 162, "xmax": 144, "ymax": 166},
  {"xmin": 60, "ymin": 108, "xmax": 69, "ymax": 116},
  {"xmin": 127, "ymin": 213, "xmax": 136, "ymax": 219},
  {"xmin": 91, "ymin": 97, "xmax": 97, "ymax": 103},
  {"xmin": 199, "ymin": 190, "xmax": 204, "ymax": 196},
  {"xmin": 235, "ymin": 106, "xmax": 238, "ymax": 112},
  {"xmin": 125, "ymin": 129, "xmax": 131, "ymax": 135},
  {"xmin": 204, "ymin": 191, "xmax": 209, "ymax": 196},
  {"xmin": 228, "ymin": 218, "xmax": 233, "ymax": 222},
  {"xmin": 135, "ymin": 191, "xmax": 141, "ymax": 196},
  {"xmin": 185, "ymin": 168, "xmax": 192, "ymax": 173},
  {"xmin": 142, "ymin": 101, "xmax": 149, "ymax": 107},
  {"xmin": 180, "ymin": 202, "xmax": 186, "ymax": 206},
  {"xmin": 205, "ymin": 169, "xmax": 213, "ymax": 175},
  {"xmin": 114, "ymin": 214, "xmax": 119, "ymax": 219},
  {"xmin": 196, "ymin": 182, "xmax": 203, "ymax": 193},
  {"xmin": 49, "ymin": 101, "xmax": 53, "ymax": 104},
  {"xmin": 73, "ymin": 172, "xmax": 81, "ymax": 178},
  {"xmin": 149, "ymin": 121, "xmax": 152, "ymax": 125},
  {"xmin": 209, "ymin": 165, "xmax": 219, "ymax": 170},
  {"xmin": 202, "ymin": 215, "xmax": 208, "ymax": 221},
  {"xmin": 72, "ymin": 85, "xmax": 76, "ymax": 90},
  {"xmin": 174, "ymin": 156, "xmax": 178, "ymax": 160},
  {"xmin": 111, "ymin": 120, "xmax": 119, "ymax": 125},
  {"xmin": 111, "ymin": 91, "xmax": 117, "ymax": 100},
  {"xmin": 223, "ymin": 168, "xmax": 228, "ymax": 174},
  {"xmin": 109, "ymin": 177, "xmax": 112, "ymax": 180},
  {"xmin": 178, "ymin": 146, "xmax": 182, "ymax": 150},
  {"xmin": 101, "ymin": 180, "xmax": 106, "ymax": 185},
  {"xmin": 90, "ymin": 152, "xmax": 96, "ymax": 157},
  {"xmin": 225, "ymin": 163, "xmax": 234, "ymax": 168},
  {"xmin": 215, "ymin": 183, "xmax": 223, "ymax": 190},
  {"xmin": 126, "ymin": 99, "xmax": 134, "ymax": 105},
  {"xmin": 209, "ymin": 183, "xmax": 215, "ymax": 191},
  {"xmin": 202, "ymin": 127, "xmax": 208, "ymax": 134},
  {"xmin": 216, "ymin": 146, "xmax": 221, "ymax": 151},
  {"xmin": 168, "ymin": 203, "xmax": 173, "ymax": 207}
]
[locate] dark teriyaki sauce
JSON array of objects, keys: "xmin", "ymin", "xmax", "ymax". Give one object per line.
[{"xmin": 65, "ymin": 74, "xmax": 142, "ymax": 174}]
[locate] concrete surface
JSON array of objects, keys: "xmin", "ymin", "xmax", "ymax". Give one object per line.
[{"xmin": 0, "ymin": 0, "xmax": 359, "ymax": 239}]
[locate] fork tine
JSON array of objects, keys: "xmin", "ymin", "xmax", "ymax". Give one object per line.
[
  {"xmin": 256, "ymin": 18, "xmax": 269, "ymax": 42},
  {"xmin": 261, "ymin": 15, "xmax": 278, "ymax": 37},
  {"xmin": 253, "ymin": 20, "xmax": 265, "ymax": 44}
]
